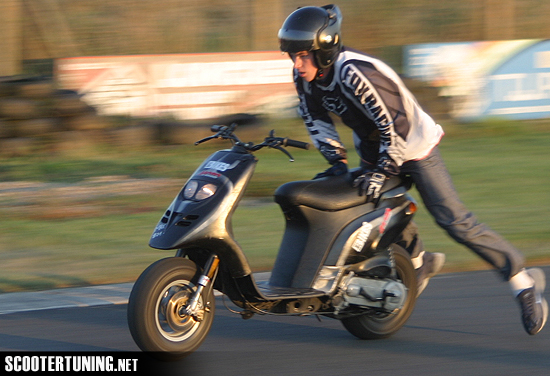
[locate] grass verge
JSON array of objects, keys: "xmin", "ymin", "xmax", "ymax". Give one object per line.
[{"xmin": 0, "ymin": 118, "xmax": 548, "ymax": 292}]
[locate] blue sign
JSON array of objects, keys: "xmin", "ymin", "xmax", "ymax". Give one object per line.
[
  {"xmin": 403, "ymin": 39, "xmax": 550, "ymax": 121},
  {"xmin": 486, "ymin": 40, "xmax": 550, "ymax": 119}
]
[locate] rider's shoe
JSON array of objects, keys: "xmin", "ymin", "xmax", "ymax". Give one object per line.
[
  {"xmin": 516, "ymin": 268, "xmax": 548, "ymax": 335},
  {"xmin": 416, "ymin": 252, "xmax": 445, "ymax": 297}
]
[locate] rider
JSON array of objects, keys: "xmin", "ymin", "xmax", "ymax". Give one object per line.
[{"xmin": 278, "ymin": 4, "xmax": 547, "ymax": 335}]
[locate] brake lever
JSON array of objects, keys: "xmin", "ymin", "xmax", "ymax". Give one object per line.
[
  {"xmin": 262, "ymin": 133, "xmax": 295, "ymax": 161},
  {"xmin": 272, "ymin": 145, "xmax": 295, "ymax": 162},
  {"xmin": 194, "ymin": 135, "xmax": 218, "ymax": 145},
  {"xmin": 195, "ymin": 126, "xmax": 239, "ymax": 145}
]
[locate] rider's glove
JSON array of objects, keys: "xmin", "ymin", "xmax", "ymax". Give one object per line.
[
  {"xmin": 353, "ymin": 171, "xmax": 387, "ymax": 202},
  {"xmin": 313, "ymin": 161, "xmax": 348, "ymax": 180}
]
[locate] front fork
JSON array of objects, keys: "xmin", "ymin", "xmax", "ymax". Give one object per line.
[{"xmin": 182, "ymin": 253, "xmax": 219, "ymax": 321}]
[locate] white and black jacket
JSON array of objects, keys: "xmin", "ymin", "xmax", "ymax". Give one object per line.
[{"xmin": 295, "ymin": 47, "xmax": 444, "ymax": 175}]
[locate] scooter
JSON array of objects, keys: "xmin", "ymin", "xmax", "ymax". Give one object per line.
[{"xmin": 127, "ymin": 123, "xmax": 419, "ymax": 359}]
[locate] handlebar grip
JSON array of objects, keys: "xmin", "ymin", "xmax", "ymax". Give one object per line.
[{"xmin": 283, "ymin": 138, "xmax": 310, "ymax": 150}]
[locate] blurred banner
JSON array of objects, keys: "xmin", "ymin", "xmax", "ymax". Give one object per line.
[
  {"xmin": 403, "ymin": 39, "xmax": 550, "ymax": 121},
  {"xmin": 55, "ymin": 52, "xmax": 296, "ymax": 121}
]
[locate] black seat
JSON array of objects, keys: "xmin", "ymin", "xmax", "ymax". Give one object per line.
[{"xmin": 274, "ymin": 174, "xmax": 407, "ymax": 211}]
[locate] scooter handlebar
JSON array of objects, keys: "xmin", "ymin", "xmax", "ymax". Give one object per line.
[
  {"xmin": 204, "ymin": 124, "xmax": 309, "ymax": 153},
  {"xmin": 282, "ymin": 138, "xmax": 310, "ymax": 150},
  {"xmin": 210, "ymin": 125, "xmax": 225, "ymax": 132}
]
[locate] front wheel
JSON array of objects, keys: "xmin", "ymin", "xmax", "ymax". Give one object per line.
[
  {"xmin": 341, "ymin": 244, "xmax": 417, "ymax": 339},
  {"xmin": 127, "ymin": 257, "xmax": 215, "ymax": 360}
]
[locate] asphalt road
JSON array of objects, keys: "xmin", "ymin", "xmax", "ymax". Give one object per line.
[{"xmin": 1, "ymin": 268, "xmax": 549, "ymax": 376}]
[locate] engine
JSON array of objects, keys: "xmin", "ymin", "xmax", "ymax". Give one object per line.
[{"xmin": 339, "ymin": 275, "xmax": 408, "ymax": 313}]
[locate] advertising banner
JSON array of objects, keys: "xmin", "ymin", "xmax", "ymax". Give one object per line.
[
  {"xmin": 403, "ymin": 39, "xmax": 550, "ymax": 121},
  {"xmin": 55, "ymin": 52, "xmax": 296, "ymax": 120}
]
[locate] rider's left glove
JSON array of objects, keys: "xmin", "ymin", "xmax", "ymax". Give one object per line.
[
  {"xmin": 353, "ymin": 171, "xmax": 387, "ymax": 203},
  {"xmin": 313, "ymin": 161, "xmax": 348, "ymax": 180}
]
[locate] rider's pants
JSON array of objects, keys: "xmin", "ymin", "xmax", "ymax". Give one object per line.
[{"xmin": 398, "ymin": 147, "xmax": 525, "ymax": 281}]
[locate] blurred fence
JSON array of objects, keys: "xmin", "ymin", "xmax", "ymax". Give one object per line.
[{"xmin": 0, "ymin": 75, "xmax": 270, "ymax": 157}]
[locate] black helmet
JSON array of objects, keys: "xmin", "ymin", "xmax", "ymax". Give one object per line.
[{"xmin": 278, "ymin": 4, "xmax": 342, "ymax": 69}]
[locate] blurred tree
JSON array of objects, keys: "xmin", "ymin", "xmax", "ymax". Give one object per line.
[
  {"xmin": 0, "ymin": 0, "xmax": 22, "ymax": 75},
  {"xmin": 4, "ymin": 0, "xmax": 550, "ymax": 73},
  {"xmin": 484, "ymin": 0, "xmax": 515, "ymax": 40}
]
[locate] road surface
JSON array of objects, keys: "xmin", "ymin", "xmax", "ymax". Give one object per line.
[{"xmin": 1, "ymin": 268, "xmax": 549, "ymax": 375}]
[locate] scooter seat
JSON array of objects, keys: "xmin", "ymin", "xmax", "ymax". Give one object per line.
[{"xmin": 274, "ymin": 174, "xmax": 405, "ymax": 211}]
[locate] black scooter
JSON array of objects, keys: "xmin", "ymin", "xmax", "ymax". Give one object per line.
[{"xmin": 127, "ymin": 123, "xmax": 418, "ymax": 359}]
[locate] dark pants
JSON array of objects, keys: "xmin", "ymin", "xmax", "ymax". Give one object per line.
[{"xmin": 398, "ymin": 147, "xmax": 524, "ymax": 281}]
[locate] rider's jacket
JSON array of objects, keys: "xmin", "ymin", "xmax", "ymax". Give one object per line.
[{"xmin": 294, "ymin": 47, "xmax": 444, "ymax": 175}]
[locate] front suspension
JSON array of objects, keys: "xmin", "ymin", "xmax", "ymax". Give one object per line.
[{"xmin": 184, "ymin": 254, "xmax": 219, "ymax": 320}]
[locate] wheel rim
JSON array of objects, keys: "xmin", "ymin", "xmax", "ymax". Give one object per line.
[{"xmin": 154, "ymin": 279, "xmax": 203, "ymax": 342}]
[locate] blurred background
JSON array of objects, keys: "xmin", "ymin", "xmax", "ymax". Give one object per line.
[
  {"xmin": 0, "ymin": 0, "xmax": 549, "ymax": 293},
  {"xmin": 3, "ymin": 0, "xmax": 550, "ymax": 74}
]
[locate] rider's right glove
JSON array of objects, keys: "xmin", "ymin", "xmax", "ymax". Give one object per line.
[
  {"xmin": 353, "ymin": 171, "xmax": 387, "ymax": 203},
  {"xmin": 313, "ymin": 161, "xmax": 348, "ymax": 180}
]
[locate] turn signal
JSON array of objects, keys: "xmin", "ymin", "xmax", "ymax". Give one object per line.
[{"xmin": 406, "ymin": 202, "xmax": 417, "ymax": 215}]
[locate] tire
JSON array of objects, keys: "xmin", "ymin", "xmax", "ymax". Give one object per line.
[
  {"xmin": 127, "ymin": 257, "xmax": 215, "ymax": 360},
  {"xmin": 341, "ymin": 244, "xmax": 417, "ymax": 339}
]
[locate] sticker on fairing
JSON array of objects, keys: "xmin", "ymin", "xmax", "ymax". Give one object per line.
[
  {"xmin": 204, "ymin": 160, "xmax": 239, "ymax": 172},
  {"xmin": 379, "ymin": 208, "xmax": 392, "ymax": 234},
  {"xmin": 352, "ymin": 222, "xmax": 373, "ymax": 252},
  {"xmin": 199, "ymin": 171, "xmax": 221, "ymax": 178}
]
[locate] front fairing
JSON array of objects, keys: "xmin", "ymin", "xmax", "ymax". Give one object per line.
[{"xmin": 149, "ymin": 148, "xmax": 256, "ymax": 250}]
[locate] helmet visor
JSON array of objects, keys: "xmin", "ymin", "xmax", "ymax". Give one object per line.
[
  {"xmin": 278, "ymin": 29, "xmax": 317, "ymax": 53},
  {"xmin": 279, "ymin": 38, "xmax": 315, "ymax": 54}
]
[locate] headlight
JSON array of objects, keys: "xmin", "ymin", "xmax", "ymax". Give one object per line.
[
  {"xmin": 183, "ymin": 180, "xmax": 198, "ymax": 200},
  {"xmin": 195, "ymin": 183, "xmax": 217, "ymax": 200},
  {"xmin": 183, "ymin": 181, "xmax": 217, "ymax": 201}
]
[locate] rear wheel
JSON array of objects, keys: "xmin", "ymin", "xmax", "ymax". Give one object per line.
[
  {"xmin": 127, "ymin": 257, "xmax": 215, "ymax": 360},
  {"xmin": 341, "ymin": 244, "xmax": 417, "ymax": 339}
]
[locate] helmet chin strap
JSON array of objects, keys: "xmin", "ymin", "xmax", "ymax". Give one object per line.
[
  {"xmin": 315, "ymin": 66, "xmax": 333, "ymax": 82},
  {"xmin": 316, "ymin": 68, "xmax": 325, "ymax": 80},
  {"xmin": 313, "ymin": 50, "xmax": 327, "ymax": 81}
]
